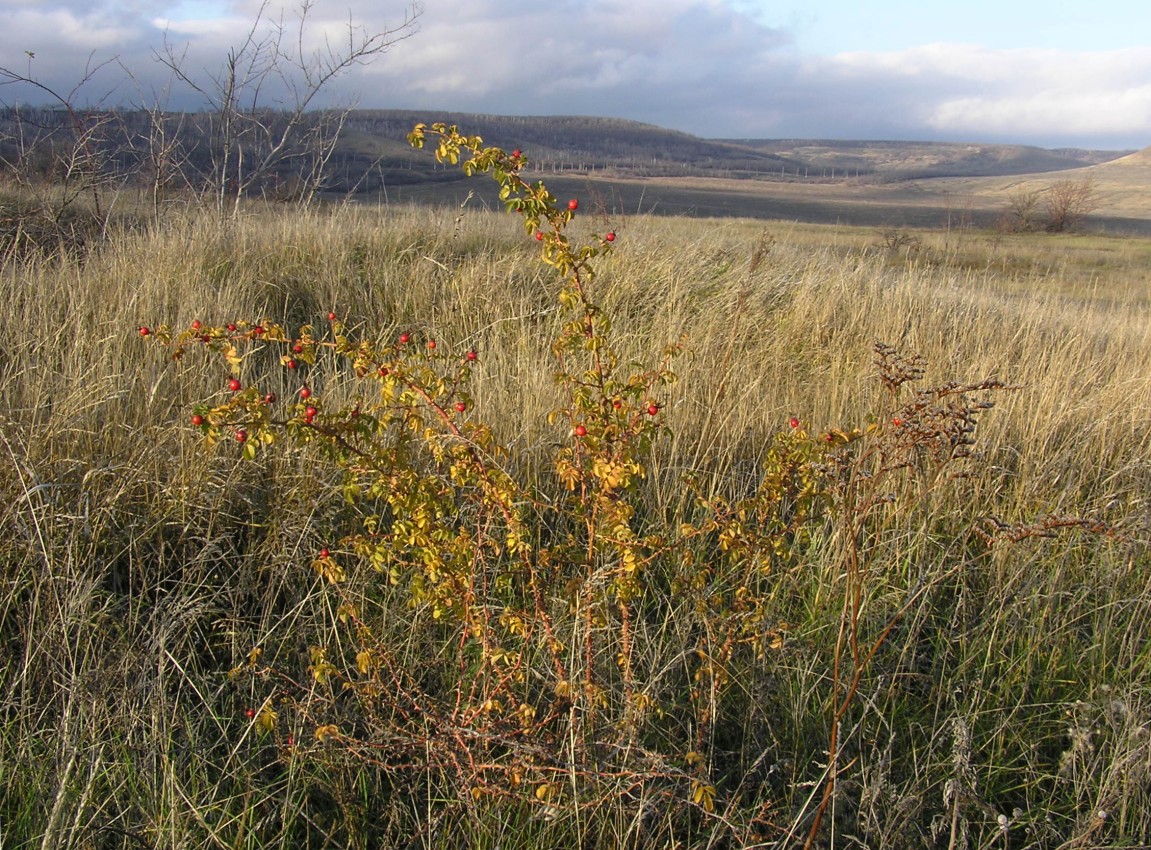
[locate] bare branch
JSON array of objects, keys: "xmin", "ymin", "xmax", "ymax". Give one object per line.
[
  {"xmin": 0, "ymin": 55, "xmax": 128, "ymax": 221},
  {"xmin": 153, "ymin": 0, "xmax": 422, "ymax": 216}
]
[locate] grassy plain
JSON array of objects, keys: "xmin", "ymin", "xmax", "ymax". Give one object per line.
[
  {"xmin": 1, "ymin": 201, "xmax": 1149, "ymax": 849},
  {"xmin": 377, "ymin": 162, "xmax": 1151, "ymax": 235}
]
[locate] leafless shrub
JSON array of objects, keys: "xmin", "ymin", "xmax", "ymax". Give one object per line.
[
  {"xmin": 880, "ymin": 229, "xmax": 921, "ymax": 253},
  {"xmin": 996, "ymin": 186, "xmax": 1044, "ymax": 233},
  {"xmin": 997, "ymin": 176, "xmax": 1099, "ymax": 234},
  {"xmin": 0, "ymin": 58, "xmax": 130, "ymax": 250},
  {"xmin": 1043, "ymin": 175, "xmax": 1099, "ymax": 233}
]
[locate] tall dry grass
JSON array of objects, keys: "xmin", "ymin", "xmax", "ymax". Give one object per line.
[{"xmin": 1, "ymin": 204, "xmax": 1148, "ymax": 848}]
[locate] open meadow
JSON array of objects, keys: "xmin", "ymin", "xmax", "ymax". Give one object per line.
[
  {"xmin": 1, "ymin": 197, "xmax": 1150, "ymax": 849},
  {"xmin": 377, "ymin": 151, "xmax": 1151, "ymax": 236}
]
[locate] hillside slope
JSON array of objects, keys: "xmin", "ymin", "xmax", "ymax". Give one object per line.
[
  {"xmin": 325, "ymin": 111, "xmax": 1132, "ymax": 192},
  {"xmin": 723, "ymin": 138, "xmax": 1126, "ymax": 180}
]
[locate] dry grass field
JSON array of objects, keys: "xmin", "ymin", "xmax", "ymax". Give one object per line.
[{"xmin": 1, "ymin": 195, "xmax": 1149, "ymax": 848}]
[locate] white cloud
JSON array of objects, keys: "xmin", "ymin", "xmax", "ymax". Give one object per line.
[
  {"xmin": 818, "ymin": 44, "xmax": 1151, "ymax": 145},
  {"xmin": 151, "ymin": 14, "xmax": 241, "ymax": 36},
  {"xmin": 360, "ymin": 0, "xmax": 789, "ymax": 136},
  {"xmin": 6, "ymin": 7, "xmax": 140, "ymax": 50},
  {"xmin": 931, "ymin": 86, "xmax": 1151, "ymax": 139},
  {"xmin": 1, "ymin": 0, "xmax": 1150, "ymax": 148}
]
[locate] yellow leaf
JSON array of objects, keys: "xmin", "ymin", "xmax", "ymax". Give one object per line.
[
  {"xmin": 313, "ymin": 555, "xmax": 346, "ymax": 584},
  {"xmin": 356, "ymin": 650, "xmax": 374, "ymax": 675},
  {"xmin": 256, "ymin": 706, "xmax": 278, "ymax": 733},
  {"xmin": 691, "ymin": 780, "xmax": 716, "ymax": 812}
]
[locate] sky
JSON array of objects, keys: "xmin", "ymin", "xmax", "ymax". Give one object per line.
[{"xmin": 3, "ymin": 0, "xmax": 1151, "ymax": 150}]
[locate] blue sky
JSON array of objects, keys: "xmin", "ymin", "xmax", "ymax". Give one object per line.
[
  {"xmin": 2, "ymin": 0, "xmax": 1150, "ymax": 149},
  {"xmin": 745, "ymin": 1, "xmax": 1148, "ymax": 54}
]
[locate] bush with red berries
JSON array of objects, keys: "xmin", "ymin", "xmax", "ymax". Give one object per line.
[{"xmin": 146, "ymin": 123, "xmax": 1087, "ymax": 845}]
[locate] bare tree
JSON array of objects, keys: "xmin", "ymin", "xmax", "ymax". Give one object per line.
[
  {"xmin": 997, "ymin": 176, "xmax": 1100, "ymax": 234},
  {"xmin": 0, "ymin": 55, "xmax": 125, "ymax": 221},
  {"xmin": 1043, "ymin": 175, "xmax": 1099, "ymax": 233},
  {"xmin": 0, "ymin": 56, "xmax": 139, "ymax": 255},
  {"xmin": 998, "ymin": 186, "xmax": 1044, "ymax": 233},
  {"xmin": 156, "ymin": 0, "xmax": 422, "ymax": 217}
]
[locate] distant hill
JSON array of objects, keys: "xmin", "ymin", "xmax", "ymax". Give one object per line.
[
  {"xmin": 327, "ymin": 113, "xmax": 1132, "ymax": 190},
  {"xmin": 328, "ymin": 110, "xmax": 798, "ymax": 191},
  {"xmin": 716, "ymin": 138, "xmax": 1129, "ymax": 181},
  {"xmin": 945, "ymin": 140, "xmax": 1151, "ymax": 226},
  {"xmin": 0, "ymin": 106, "xmax": 1138, "ymax": 218},
  {"xmin": 1101, "ymin": 145, "xmax": 1151, "ymax": 166}
]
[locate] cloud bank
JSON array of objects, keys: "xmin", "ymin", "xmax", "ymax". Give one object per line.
[{"xmin": 2, "ymin": 0, "xmax": 1149, "ymax": 149}]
